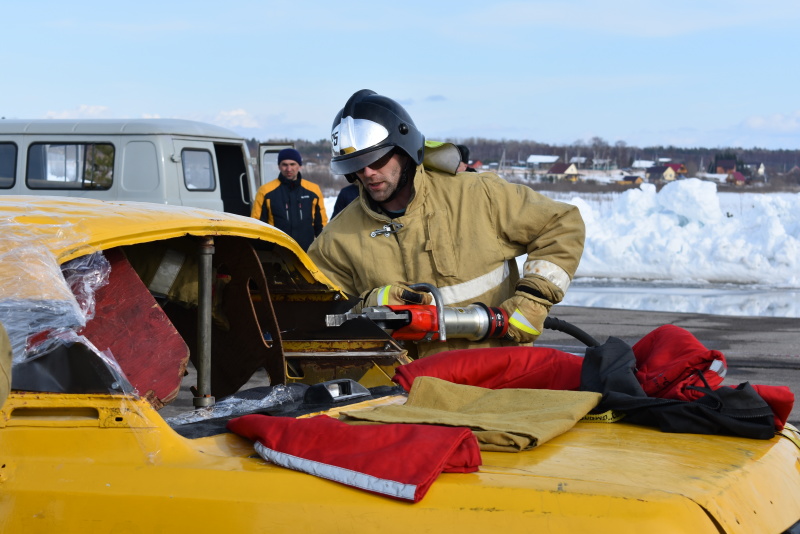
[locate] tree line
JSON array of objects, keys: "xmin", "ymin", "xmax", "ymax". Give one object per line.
[{"xmin": 249, "ymin": 137, "xmax": 800, "ymax": 191}]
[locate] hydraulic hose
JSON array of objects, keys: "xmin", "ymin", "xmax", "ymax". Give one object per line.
[{"xmin": 543, "ymin": 316, "xmax": 600, "ymax": 347}]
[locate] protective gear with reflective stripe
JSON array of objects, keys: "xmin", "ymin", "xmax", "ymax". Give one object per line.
[
  {"xmin": 359, "ymin": 282, "xmax": 433, "ymax": 310},
  {"xmin": 227, "ymin": 413, "xmax": 480, "ymax": 503},
  {"xmin": 509, "ymin": 309, "xmax": 540, "ymax": 337},
  {"xmin": 499, "ymin": 294, "xmax": 550, "ymax": 344},
  {"xmin": 377, "ymin": 285, "xmax": 391, "ymax": 305},
  {"xmin": 523, "ymin": 259, "xmax": 572, "ymax": 294},
  {"xmin": 437, "ymin": 261, "xmax": 510, "ymax": 306}
]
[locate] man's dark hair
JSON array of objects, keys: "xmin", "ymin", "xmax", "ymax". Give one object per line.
[{"xmin": 456, "ymin": 144, "xmax": 470, "ymax": 164}]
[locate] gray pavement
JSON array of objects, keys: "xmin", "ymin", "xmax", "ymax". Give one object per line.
[{"xmin": 541, "ymin": 305, "xmax": 800, "ymax": 425}]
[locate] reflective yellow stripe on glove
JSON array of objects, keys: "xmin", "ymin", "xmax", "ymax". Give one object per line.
[
  {"xmin": 359, "ymin": 282, "xmax": 433, "ymax": 310},
  {"xmin": 499, "ymin": 293, "xmax": 551, "ymax": 344}
]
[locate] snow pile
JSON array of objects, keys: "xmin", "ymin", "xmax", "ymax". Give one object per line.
[
  {"xmin": 563, "ymin": 179, "xmax": 800, "ymax": 287},
  {"xmin": 324, "ymin": 179, "xmax": 800, "ymax": 316}
]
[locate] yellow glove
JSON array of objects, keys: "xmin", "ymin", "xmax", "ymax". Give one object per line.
[
  {"xmin": 499, "ymin": 294, "xmax": 550, "ymax": 343},
  {"xmin": 361, "ymin": 282, "xmax": 434, "ymax": 308}
]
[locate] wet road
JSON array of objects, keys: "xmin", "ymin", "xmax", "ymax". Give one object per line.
[{"xmin": 541, "ymin": 305, "xmax": 800, "ymax": 425}]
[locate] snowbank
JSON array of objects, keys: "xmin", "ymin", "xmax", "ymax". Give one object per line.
[{"xmin": 561, "ymin": 179, "xmax": 800, "ymax": 287}]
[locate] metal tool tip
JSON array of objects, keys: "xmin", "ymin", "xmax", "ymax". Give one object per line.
[{"xmin": 325, "ymin": 314, "xmax": 346, "ymax": 327}]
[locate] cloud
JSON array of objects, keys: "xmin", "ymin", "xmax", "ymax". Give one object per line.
[
  {"xmin": 44, "ymin": 105, "xmax": 111, "ymax": 119},
  {"xmin": 743, "ymin": 111, "xmax": 800, "ymax": 133},
  {"xmin": 425, "ymin": 95, "xmax": 447, "ymax": 102},
  {"xmin": 214, "ymin": 109, "xmax": 260, "ymax": 129}
]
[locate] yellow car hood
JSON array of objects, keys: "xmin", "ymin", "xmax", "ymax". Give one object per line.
[{"xmin": 0, "ymin": 195, "xmax": 326, "ymax": 273}]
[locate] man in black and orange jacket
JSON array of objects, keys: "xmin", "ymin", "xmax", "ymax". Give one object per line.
[{"xmin": 251, "ymin": 148, "xmax": 327, "ymax": 250}]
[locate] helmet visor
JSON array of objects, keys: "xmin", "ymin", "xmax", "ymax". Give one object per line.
[
  {"xmin": 331, "ymin": 115, "xmax": 394, "ymax": 175},
  {"xmin": 331, "ymin": 146, "xmax": 394, "ymax": 175}
]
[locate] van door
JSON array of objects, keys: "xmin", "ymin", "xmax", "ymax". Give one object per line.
[
  {"xmin": 213, "ymin": 142, "xmax": 254, "ymax": 217},
  {"xmin": 171, "ymin": 139, "xmax": 225, "ymax": 212},
  {"xmin": 258, "ymin": 143, "xmax": 293, "ymax": 187}
]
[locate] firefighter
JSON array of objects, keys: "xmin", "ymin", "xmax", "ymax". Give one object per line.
[{"xmin": 308, "ymin": 89, "xmax": 585, "ymax": 357}]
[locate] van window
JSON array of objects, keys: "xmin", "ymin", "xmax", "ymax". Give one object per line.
[
  {"xmin": 27, "ymin": 143, "xmax": 114, "ymax": 190},
  {"xmin": 0, "ymin": 143, "xmax": 16, "ymax": 189},
  {"xmin": 182, "ymin": 149, "xmax": 215, "ymax": 191},
  {"xmin": 261, "ymin": 151, "xmax": 280, "ymax": 182}
]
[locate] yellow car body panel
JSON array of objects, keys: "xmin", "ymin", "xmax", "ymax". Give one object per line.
[
  {"xmin": 0, "ymin": 195, "xmax": 338, "ymax": 291},
  {"xmin": 1, "ymin": 196, "xmax": 800, "ymax": 532},
  {"xmin": 2, "ymin": 392, "xmax": 800, "ymax": 534}
]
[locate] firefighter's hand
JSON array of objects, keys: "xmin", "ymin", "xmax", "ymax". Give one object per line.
[
  {"xmin": 499, "ymin": 294, "xmax": 550, "ymax": 344},
  {"xmin": 361, "ymin": 283, "xmax": 434, "ymax": 308}
]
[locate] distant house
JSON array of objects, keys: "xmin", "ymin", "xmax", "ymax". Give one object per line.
[
  {"xmin": 631, "ymin": 160, "xmax": 656, "ymax": 170},
  {"xmin": 617, "ymin": 176, "xmax": 643, "ymax": 186},
  {"xmin": 526, "ymin": 155, "xmax": 559, "ymax": 170},
  {"xmin": 569, "ymin": 156, "xmax": 588, "ymax": 168},
  {"xmin": 665, "ymin": 163, "xmax": 688, "ymax": 176},
  {"xmin": 715, "ymin": 159, "xmax": 737, "ymax": 174},
  {"xmin": 592, "ymin": 158, "xmax": 616, "ymax": 170},
  {"xmin": 742, "ymin": 161, "xmax": 766, "ymax": 177},
  {"xmin": 546, "ymin": 163, "xmax": 580, "ymax": 182},
  {"xmin": 727, "ymin": 171, "xmax": 747, "ymax": 186},
  {"xmin": 645, "ymin": 165, "xmax": 676, "ymax": 182}
]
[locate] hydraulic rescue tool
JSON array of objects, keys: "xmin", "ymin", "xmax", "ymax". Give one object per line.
[
  {"xmin": 325, "ymin": 284, "xmax": 508, "ymax": 342},
  {"xmin": 325, "ymin": 283, "xmax": 601, "ymax": 347}
]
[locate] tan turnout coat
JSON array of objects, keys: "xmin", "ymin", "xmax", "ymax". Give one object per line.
[{"xmin": 308, "ymin": 164, "xmax": 585, "ymax": 356}]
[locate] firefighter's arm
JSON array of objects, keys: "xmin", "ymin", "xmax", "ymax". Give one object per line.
[
  {"xmin": 307, "ymin": 237, "xmax": 358, "ymax": 297},
  {"xmin": 492, "ymin": 178, "xmax": 585, "ymax": 305}
]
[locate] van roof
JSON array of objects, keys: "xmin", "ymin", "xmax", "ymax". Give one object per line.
[{"xmin": 0, "ymin": 118, "xmax": 244, "ymax": 140}]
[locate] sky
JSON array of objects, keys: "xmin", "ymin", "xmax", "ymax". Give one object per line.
[
  {"xmin": 323, "ymin": 180, "xmax": 800, "ymax": 318},
  {"xmin": 3, "ymin": 1, "xmax": 800, "ymax": 150}
]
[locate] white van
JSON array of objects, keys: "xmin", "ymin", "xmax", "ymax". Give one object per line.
[{"xmin": 0, "ymin": 118, "xmax": 290, "ymax": 217}]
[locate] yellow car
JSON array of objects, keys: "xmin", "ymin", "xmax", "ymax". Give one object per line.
[{"xmin": 1, "ymin": 196, "xmax": 799, "ymax": 533}]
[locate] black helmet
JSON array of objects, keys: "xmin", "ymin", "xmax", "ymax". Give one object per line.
[{"xmin": 330, "ymin": 89, "xmax": 425, "ymax": 176}]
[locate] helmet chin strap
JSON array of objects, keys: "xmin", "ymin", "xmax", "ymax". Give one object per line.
[{"xmin": 379, "ymin": 155, "xmax": 415, "ymax": 207}]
